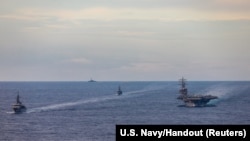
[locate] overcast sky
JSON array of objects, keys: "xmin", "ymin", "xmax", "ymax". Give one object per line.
[{"xmin": 0, "ymin": 0, "xmax": 250, "ymax": 81}]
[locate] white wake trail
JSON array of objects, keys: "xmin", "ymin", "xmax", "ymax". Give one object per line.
[
  {"xmin": 26, "ymin": 85, "xmax": 165, "ymax": 113},
  {"xmin": 26, "ymin": 95, "xmax": 118, "ymax": 113}
]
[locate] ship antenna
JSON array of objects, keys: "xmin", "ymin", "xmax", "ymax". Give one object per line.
[
  {"xmin": 179, "ymin": 77, "xmax": 186, "ymax": 88},
  {"xmin": 16, "ymin": 91, "xmax": 22, "ymax": 104},
  {"xmin": 179, "ymin": 77, "xmax": 188, "ymax": 95}
]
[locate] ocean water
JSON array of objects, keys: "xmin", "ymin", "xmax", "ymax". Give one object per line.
[{"xmin": 0, "ymin": 81, "xmax": 250, "ymax": 141}]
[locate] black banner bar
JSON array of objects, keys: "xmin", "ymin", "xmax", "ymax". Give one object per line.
[{"xmin": 116, "ymin": 125, "xmax": 250, "ymax": 141}]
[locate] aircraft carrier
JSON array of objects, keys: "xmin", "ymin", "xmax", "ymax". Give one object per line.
[{"xmin": 177, "ymin": 77, "xmax": 218, "ymax": 107}]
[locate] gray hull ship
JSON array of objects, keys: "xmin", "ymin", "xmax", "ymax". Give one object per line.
[
  {"xmin": 12, "ymin": 93, "xmax": 26, "ymax": 114},
  {"xmin": 117, "ymin": 85, "xmax": 122, "ymax": 96},
  {"xmin": 177, "ymin": 77, "xmax": 218, "ymax": 107}
]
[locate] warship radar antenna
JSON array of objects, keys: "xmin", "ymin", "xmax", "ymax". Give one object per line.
[{"xmin": 179, "ymin": 77, "xmax": 188, "ymax": 95}]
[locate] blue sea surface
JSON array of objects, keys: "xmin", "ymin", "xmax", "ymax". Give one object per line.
[{"xmin": 0, "ymin": 81, "xmax": 250, "ymax": 141}]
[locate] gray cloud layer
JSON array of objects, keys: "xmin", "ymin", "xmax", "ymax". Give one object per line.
[{"xmin": 0, "ymin": 0, "xmax": 250, "ymax": 81}]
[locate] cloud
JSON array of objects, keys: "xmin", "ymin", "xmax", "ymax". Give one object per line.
[
  {"xmin": 1, "ymin": 1, "xmax": 250, "ymax": 81},
  {"xmin": 66, "ymin": 58, "xmax": 92, "ymax": 64},
  {"xmin": 214, "ymin": 0, "xmax": 250, "ymax": 6},
  {"xmin": 1, "ymin": 6, "xmax": 250, "ymax": 25},
  {"xmin": 120, "ymin": 62, "xmax": 172, "ymax": 73}
]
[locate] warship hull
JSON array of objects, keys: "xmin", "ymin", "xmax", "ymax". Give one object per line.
[
  {"xmin": 12, "ymin": 104, "xmax": 26, "ymax": 114},
  {"xmin": 181, "ymin": 96, "xmax": 217, "ymax": 107},
  {"xmin": 12, "ymin": 93, "xmax": 27, "ymax": 114}
]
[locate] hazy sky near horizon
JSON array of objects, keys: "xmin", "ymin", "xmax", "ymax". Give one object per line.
[{"xmin": 0, "ymin": 0, "xmax": 250, "ymax": 81}]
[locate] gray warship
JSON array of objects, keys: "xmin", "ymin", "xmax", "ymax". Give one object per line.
[
  {"xmin": 88, "ymin": 78, "xmax": 96, "ymax": 82},
  {"xmin": 117, "ymin": 85, "xmax": 122, "ymax": 96},
  {"xmin": 177, "ymin": 77, "xmax": 218, "ymax": 107},
  {"xmin": 12, "ymin": 92, "xmax": 26, "ymax": 114}
]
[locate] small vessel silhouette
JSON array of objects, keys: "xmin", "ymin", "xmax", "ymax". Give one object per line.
[
  {"xmin": 117, "ymin": 86, "xmax": 122, "ymax": 96},
  {"xmin": 12, "ymin": 92, "xmax": 26, "ymax": 114},
  {"xmin": 88, "ymin": 78, "xmax": 96, "ymax": 82}
]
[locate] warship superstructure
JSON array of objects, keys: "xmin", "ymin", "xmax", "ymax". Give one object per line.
[{"xmin": 177, "ymin": 77, "xmax": 218, "ymax": 107}]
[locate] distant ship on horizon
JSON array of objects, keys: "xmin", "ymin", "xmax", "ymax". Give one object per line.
[
  {"xmin": 177, "ymin": 77, "xmax": 218, "ymax": 107},
  {"xmin": 88, "ymin": 78, "xmax": 96, "ymax": 82},
  {"xmin": 117, "ymin": 85, "xmax": 122, "ymax": 96}
]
